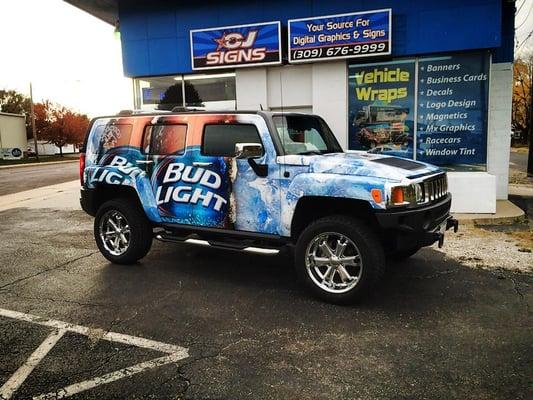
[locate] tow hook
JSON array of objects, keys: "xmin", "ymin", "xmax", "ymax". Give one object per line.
[
  {"xmin": 437, "ymin": 233, "xmax": 444, "ymax": 248},
  {"xmin": 446, "ymin": 217, "xmax": 459, "ymax": 233}
]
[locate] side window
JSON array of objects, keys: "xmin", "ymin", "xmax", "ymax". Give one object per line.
[
  {"xmin": 202, "ymin": 124, "xmax": 262, "ymax": 157},
  {"xmin": 97, "ymin": 124, "xmax": 132, "ymax": 150},
  {"xmin": 85, "ymin": 123, "xmax": 132, "ymax": 163},
  {"xmin": 145, "ymin": 124, "xmax": 187, "ymax": 155}
]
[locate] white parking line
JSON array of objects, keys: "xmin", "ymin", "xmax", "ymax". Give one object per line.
[
  {"xmin": 0, "ymin": 329, "xmax": 66, "ymax": 400},
  {"xmin": 0, "ymin": 308, "xmax": 189, "ymax": 399},
  {"xmin": 0, "ymin": 308, "xmax": 185, "ymax": 354},
  {"xmin": 33, "ymin": 353, "xmax": 184, "ymax": 400}
]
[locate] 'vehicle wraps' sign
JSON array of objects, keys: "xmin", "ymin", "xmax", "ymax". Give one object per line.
[
  {"xmin": 348, "ymin": 51, "xmax": 489, "ymax": 168},
  {"xmin": 288, "ymin": 9, "xmax": 391, "ymax": 63},
  {"xmin": 190, "ymin": 21, "xmax": 282, "ymax": 70}
]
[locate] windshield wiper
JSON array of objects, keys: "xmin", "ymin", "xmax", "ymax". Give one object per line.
[{"xmin": 296, "ymin": 150, "xmax": 322, "ymax": 155}]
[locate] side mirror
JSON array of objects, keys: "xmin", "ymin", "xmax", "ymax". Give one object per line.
[{"xmin": 235, "ymin": 143, "xmax": 263, "ymax": 159}]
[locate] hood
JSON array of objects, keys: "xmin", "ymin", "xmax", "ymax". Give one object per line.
[{"xmin": 307, "ymin": 152, "xmax": 441, "ymax": 182}]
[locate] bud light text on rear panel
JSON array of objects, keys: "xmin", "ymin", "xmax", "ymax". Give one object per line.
[
  {"xmin": 190, "ymin": 21, "xmax": 282, "ymax": 70},
  {"xmin": 288, "ymin": 9, "xmax": 391, "ymax": 63}
]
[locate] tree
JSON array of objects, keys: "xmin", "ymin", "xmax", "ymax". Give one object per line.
[
  {"xmin": 512, "ymin": 54, "xmax": 532, "ymax": 145},
  {"xmin": 33, "ymin": 100, "xmax": 53, "ymax": 138},
  {"xmin": 157, "ymin": 81, "xmax": 204, "ymax": 110},
  {"xmin": 37, "ymin": 101, "xmax": 89, "ymax": 156}
]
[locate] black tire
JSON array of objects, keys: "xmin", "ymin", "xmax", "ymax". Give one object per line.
[
  {"xmin": 294, "ymin": 215, "xmax": 385, "ymax": 304},
  {"xmin": 387, "ymin": 246, "xmax": 422, "ymax": 262},
  {"xmin": 94, "ymin": 198, "xmax": 153, "ymax": 264}
]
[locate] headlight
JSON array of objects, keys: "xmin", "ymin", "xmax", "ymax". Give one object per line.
[{"xmin": 389, "ymin": 183, "xmax": 423, "ymax": 206}]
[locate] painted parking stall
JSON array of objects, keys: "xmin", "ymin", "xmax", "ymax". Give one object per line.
[{"xmin": 0, "ymin": 308, "xmax": 189, "ymax": 399}]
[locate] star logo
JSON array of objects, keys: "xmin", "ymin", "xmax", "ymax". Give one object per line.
[{"xmin": 214, "ymin": 33, "xmax": 229, "ymax": 51}]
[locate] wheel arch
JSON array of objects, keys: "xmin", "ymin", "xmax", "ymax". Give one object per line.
[
  {"xmin": 290, "ymin": 196, "xmax": 377, "ymax": 240},
  {"xmin": 87, "ymin": 183, "xmax": 144, "ymax": 215}
]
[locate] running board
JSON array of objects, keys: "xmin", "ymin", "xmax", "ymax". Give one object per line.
[{"xmin": 155, "ymin": 234, "xmax": 280, "ymax": 255}]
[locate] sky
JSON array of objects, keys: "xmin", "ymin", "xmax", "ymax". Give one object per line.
[
  {"xmin": 0, "ymin": 0, "xmax": 532, "ymax": 118},
  {"xmin": 0, "ymin": 0, "xmax": 132, "ymax": 117},
  {"xmin": 515, "ymin": 0, "xmax": 533, "ymax": 56}
]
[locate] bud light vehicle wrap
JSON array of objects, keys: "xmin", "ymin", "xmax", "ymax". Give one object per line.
[{"xmin": 80, "ymin": 110, "xmax": 458, "ymax": 304}]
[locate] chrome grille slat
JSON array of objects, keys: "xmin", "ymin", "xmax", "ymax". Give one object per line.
[{"xmin": 419, "ymin": 174, "xmax": 447, "ymax": 204}]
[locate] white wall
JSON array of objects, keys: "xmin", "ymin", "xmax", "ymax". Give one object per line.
[
  {"xmin": 235, "ymin": 68, "xmax": 268, "ymax": 110},
  {"xmin": 312, "ymin": 62, "xmax": 348, "ymax": 148},
  {"xmin": 267, "ymin": 65, "xmax": 313, "ymax": 109},
  {"xmin": 448, "ymin": 172, "xmax": 496, "ymax": 213},
  {"xmin": 27, "ymin": 139, "xmax": 77, "ymax": 155},
  {"xmin": 0, "ymin": 113, "xmax": 27, "ymax": 150},
  {"xmin": 487, "ymin": 62, "xmax": 513, "ymax": 200}
]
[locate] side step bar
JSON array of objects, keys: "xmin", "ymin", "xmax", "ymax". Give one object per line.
[{"xmin": 155, "ymin": 234, "xmax": 280, "ymax": 255}]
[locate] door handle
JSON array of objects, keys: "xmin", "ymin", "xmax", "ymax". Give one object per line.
[
  {"xmin": 136, "ymin": 160, "xmax": 153, "ymax": 165},
  {"xmin": 192, "ymin": 162, "xmax": 213, "ymax": 167}
]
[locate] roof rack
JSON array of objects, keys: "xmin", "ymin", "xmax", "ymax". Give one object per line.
[
  {"xmin": 117, "ymin": 109, "xmax": 171, "ymax": 116},
  {"xmin": 170, "ymin": 106, "xmax": 206, "ymax": 112}
]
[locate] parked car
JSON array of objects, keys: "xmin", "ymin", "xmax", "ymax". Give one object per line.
[{"xmin": 79, "ymin": 110, "xmax": 457, "ymax": 303}]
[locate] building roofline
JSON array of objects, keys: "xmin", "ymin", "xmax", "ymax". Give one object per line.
[
  {"xmin": 0, "ymin": 112, "xmax": 26, "ymax": 118},
  {"xmin": 63, "ymin": 0, "xmax": 117, "ymax": 25}
]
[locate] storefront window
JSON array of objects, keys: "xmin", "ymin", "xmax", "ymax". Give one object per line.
[
  {"xmin": 134, "ymin": 73, "xmax": 236, "ymax": 111},
  {"xmin": 348, "ymin": 59, "xmax": 416, "ymax": 160},
  {"xmin": 348, "ymin": 51, "xmax": 490, "ymax": 171}
]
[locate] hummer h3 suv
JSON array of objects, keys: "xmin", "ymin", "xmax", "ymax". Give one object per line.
[{"xmin": 80, "ymin": 110, "xmax": 457, "ymax": 303}]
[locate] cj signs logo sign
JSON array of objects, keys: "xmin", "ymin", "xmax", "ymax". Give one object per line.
[{"xmin": 190, "ymin": 22, "xmax": 281, "ymax": 70}]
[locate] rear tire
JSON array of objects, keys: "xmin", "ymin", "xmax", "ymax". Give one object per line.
[
  {"xmin": 94, "ymin": 198, "xmax": 153, "ymax": 264},
  {"xmin": 294, "ymin": 215, "xmax": 385, "ymax": 304}
]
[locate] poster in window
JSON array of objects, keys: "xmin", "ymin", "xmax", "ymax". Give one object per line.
[
  {"xmin": 416, "ymin": 51, "xmax": 489, "ymax": 168},
  {"xmin": 348, "ymin": 60, "xmax": 416, "ymax": 159}
]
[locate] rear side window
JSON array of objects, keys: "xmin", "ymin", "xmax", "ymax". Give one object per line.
[
  {"xmin": 202, "ymin": 124, "xmax": 262, "ymax": 157},
  {"xmin": 85, "ymin": 123, "xmax": 132, "ymax": 163},
  {"xmin": 144, "ymin": 124, "xmax": 187, "ymax": 155},
  {"xmin": 95, "ymin": 124, "xmax": 132, "ymax": 150}
]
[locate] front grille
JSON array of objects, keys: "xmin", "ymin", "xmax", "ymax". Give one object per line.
[{"xmin": 421, "ymin": 174, "xmax": 448, "ymax": 203}]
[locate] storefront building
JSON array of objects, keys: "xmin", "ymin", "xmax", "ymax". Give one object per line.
[{"xmin": 67, "ymin": 0, "xmax": 515, "ymax": 213}]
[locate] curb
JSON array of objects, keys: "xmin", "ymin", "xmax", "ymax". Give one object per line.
[
  {"xmin": 453, "ymin": 200, "xmax": 527, "ymax": 226},
  {"xmin": 0, "ymin": 159, "xmax": 79, "ymax": 170},
  {"xmin": 455, "ymin": 214, "xmax": 527, "ymax": 226},
  {"xmin": 508, "ymin": 184, "xmax": 533, "ymax": 197}
]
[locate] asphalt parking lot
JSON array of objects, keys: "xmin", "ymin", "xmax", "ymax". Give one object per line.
[{"xmin": 0, "ymin": 204, "xmax": 532, "ymax": 399}]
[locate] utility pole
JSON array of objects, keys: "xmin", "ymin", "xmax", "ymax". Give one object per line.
[
  {"xmin": 527, "ymin": 61, "xmax": 533, "ymax": 177},
  {"xmin": 29, "ymin": 82, "xmax": 39, "ymax": 161}
]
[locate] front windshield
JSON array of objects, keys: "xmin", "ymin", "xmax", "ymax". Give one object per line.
[{"xmin": 272, "ymin": 115, "xmax": 343, "ymax": 155}]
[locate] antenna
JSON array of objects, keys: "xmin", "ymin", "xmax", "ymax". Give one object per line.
[{"xmin": 279, "ymin": 69, "xmax": 288, "ymax": 178}]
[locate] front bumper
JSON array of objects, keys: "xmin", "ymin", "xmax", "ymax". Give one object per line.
[
  {"xmin": 375, "ymin": 194, "xmax": 458, "ymax": 249},
  {"xmin": 375, "ymin": 194, "xmax": 452, "ymax": 232}
]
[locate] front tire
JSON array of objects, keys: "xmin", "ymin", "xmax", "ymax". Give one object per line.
[
  {"xmin": 94, "ymin": 198, "xmax": 153, "ymax": 264},
  {"xmin": 295, "ymin": 216, "xmax": 385, "ymax": 304}
]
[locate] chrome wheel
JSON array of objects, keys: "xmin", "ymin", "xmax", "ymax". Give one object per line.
[
  {"xmin": 99, "ymin": 210, "xmax": 131, "ymax": 256},
  {"xmin": 305, "ymin": 232, "xmax": 363, "ymax": 294}
]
